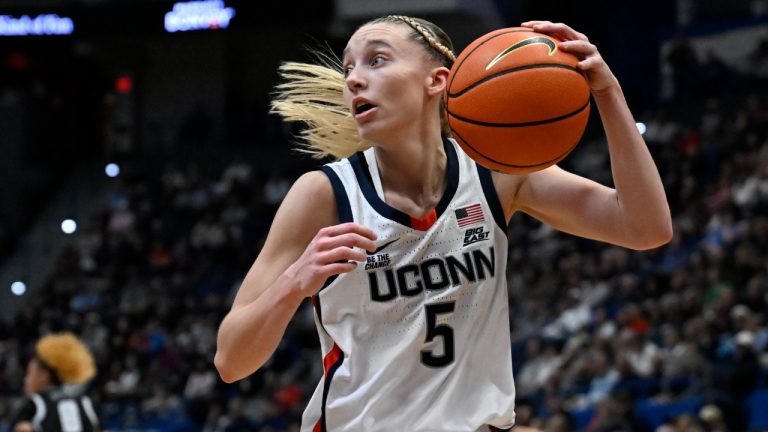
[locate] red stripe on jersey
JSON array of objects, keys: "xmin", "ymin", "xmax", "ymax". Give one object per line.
[
  {"xmin": 410, "ymin": 208, "xmax": 437, "ymax": 231},
  {"xmin": 316, "ymin": 343, "xmax": 344, "ymax": 432},
  {"xmin": 323, "ymin": 343, "xmax": 342, "ymax": 375}
]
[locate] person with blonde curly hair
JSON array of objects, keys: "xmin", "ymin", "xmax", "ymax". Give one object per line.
[
  {"xmin": 11, "ymin": 333, "xmax": 100, "ymax": 432},
  {"xmin": 216, "ymin": 15, "xmax": 672, "ymax": 431}
]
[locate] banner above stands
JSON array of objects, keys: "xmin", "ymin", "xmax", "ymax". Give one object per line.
[
  {"xmin": 164, "ymin": 0, "xmax": 236, "ymax": 33},
  {"xmin": 0, "ymin": 0, "xmax": 330, "ymax": 40},
  {"xmin": 0, "ymin": 13, "xmax": 74, "ymax": 36}
]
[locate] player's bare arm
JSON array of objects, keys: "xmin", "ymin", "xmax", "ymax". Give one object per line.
[
  {"xmin": 492, "ymin": 21, "xmax": 672, "ymax": 251},
  {"xmin": 214, "ymin": 171, "xmax": 376, "ymax": 383}
]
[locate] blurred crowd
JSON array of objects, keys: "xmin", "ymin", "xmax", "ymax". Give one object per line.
[{"xmin": 1, "ymin": 33, "xmax": 768, "ymax": 432}]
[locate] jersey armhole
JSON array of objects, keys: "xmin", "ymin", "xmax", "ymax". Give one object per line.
[
  {"xmin": 475, "ymin": 165, "xmax": 507, "ymax": 231},
  {"xmin": 317, "ymin": 166, "xmax": 353, "ymax": 293},
  {"xmin": 320, "ymin": 166, "xmax": 353, "ymax": 224}
]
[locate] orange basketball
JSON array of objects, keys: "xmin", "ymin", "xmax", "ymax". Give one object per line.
[{"xmin": 446, "ymin": 27, "xmax": 591, "ymax": 174}]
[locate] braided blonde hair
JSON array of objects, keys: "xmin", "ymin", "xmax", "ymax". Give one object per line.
[
  {"xmin": 270, "ymin": 15, "xmax": 456, "ymax": 160},
  {"xmin": 382, "ymin": 15, "xmax": 456, "ymax": 66}
]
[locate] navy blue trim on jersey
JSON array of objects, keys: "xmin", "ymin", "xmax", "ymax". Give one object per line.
[
  {"xmin": 348, "ymin": 137, "xmax": 459, "ymax": 229},
  {"xmin": 489, "ymin": 425, "xmax": 514, "ymax": 432},
  {"xmin": 311, "ymin": 295, "xmax": 325, "ymax": 331},
  {"xmin": 321, "ymin": 348, "xmax": 344, "ymax": 432},
  {"xmin": 476, "ymin": 164, "xmax": 507, "ymax": 231},
  {"xmin": 318, "ymin": 167, "xmax": 353, "ymax": 291},
  {"xmin": 320, "ymin": 166, "xmax": 353, "ymax": 223},
  {"xmin": 320, "ymin": 275, "xmax": 339, "ymax": 292},
  {"xmin": 313, "ymin": 296, "xmax": 323, "ymax": 323}
]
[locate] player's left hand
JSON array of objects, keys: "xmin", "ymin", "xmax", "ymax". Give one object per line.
[{"xmin": 521, "ymin": 21, "xmax": 618, "ymax": 94}]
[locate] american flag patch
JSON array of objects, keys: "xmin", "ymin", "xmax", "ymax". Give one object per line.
[{"xmin": 455, "ymin": 203, "xmax": 484, "ymax": 228}]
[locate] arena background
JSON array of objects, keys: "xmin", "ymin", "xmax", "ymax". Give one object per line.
[{"xmin": 0, "ymin": 0, "xmax": 767, "ymax": 430}]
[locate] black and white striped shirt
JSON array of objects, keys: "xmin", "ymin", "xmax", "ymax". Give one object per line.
[{"xmin": 12, "ymin": 387, "xmax": 99, "ymax": 432}]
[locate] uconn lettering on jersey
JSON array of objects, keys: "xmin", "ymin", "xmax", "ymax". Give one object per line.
[{"xmin": 368, "ymin": 246, "xmax": 495, "ymax": 302}]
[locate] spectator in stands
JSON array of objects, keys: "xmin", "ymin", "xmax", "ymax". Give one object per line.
[
  {"xmin": 698, "ymin": 404, "xmax": 729, "ymax": 432},
  {"xmin": 582, "ymin": 349, "xmax": 620, "ymax": 408},
  {"xmin": 658, "ymin": 324, "xmax": 704, "ymax": 395},
  {"xmin": 618, "ymin": 329, "xmax": 661, "ymax": 379},
  {"xmin": 666, "ymin": 34, "xmax": 699, "ymax": 100},
  {"xmin": 517, "ymin": 338, "xmax": 564, "ymax": 398},
  {"xmin": 11, "ymin": 333, "xmax": 100, "ymax": 432}
]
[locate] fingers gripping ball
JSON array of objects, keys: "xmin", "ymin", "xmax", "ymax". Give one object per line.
[{"xmin": 446, "ymin": 27, "xmax": 591, "ymax": 173}]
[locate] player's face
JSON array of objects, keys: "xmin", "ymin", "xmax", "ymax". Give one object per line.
[
  {"xmin": 24, "ymin": 358, "xmax": 51, "ymax": 395},
  {"xmin": 342, "ymin": 22, "xmax": 438, "ymax": 142}
]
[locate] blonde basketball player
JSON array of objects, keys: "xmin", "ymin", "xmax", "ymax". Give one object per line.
[
  {"xmin": 215, "ymin": 15, "xmax": 672, "ymax": 432},
  {"xmin": 12, "ymin": 333, "xmax": 100, "ymax": 432}
]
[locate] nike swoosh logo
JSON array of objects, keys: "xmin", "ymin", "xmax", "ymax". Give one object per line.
[
  {"xmin": 367, "ymin": 239, "xmax": 398, "ymax": 255},
  {"xmin": 485, "ymin": 36, "xmax": 557, "ymax": 71}
]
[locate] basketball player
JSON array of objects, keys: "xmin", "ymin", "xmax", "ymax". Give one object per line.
[
  {"xmin": 215, "ymin": 16, "xmax": 672, "ymax": 431},
  {"xmin": 11, "ymin": 333, "xmax": 100, "ymax": 432}
]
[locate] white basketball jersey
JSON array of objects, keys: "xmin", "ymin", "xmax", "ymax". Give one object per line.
[{"xmin": 302, "ymin": 138, "xmax": 516, "ymax": 432}]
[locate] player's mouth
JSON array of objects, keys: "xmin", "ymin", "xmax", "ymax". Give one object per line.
[{"xmin": 352, "ymin": 97, "xmax": 378, "ymax": 121}]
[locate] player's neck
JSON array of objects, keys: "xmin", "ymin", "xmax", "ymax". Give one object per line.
[{"xmin": 374, "ymin": 134, "xmax": 447, "ymax": 214}]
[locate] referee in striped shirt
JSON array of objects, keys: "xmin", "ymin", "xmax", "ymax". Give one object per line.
[{"xmin": 11, "ymin": 333, "xmax": 100, "ymax": 432}]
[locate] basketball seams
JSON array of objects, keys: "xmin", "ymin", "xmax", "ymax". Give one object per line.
[
  {"xmin": 446, "ymin": 27, "xmax": 589, "ymax": 174},
  {"xmin": 447, "ymin": 28, "xmax": 535, "ymax": 96},
  {"xmin": 447, "ymin": 99, "xmax": 590, "ymax": 128},
  {"xmin": 447, "ymin": 63, "xmax": 583, "ymax": 98},
  {"xmin": 450, "ymin": 126, "xmax": 580, "ymax": 170}
]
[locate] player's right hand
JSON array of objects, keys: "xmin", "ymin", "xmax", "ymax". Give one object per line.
[{"xmin": 284, "ymin": 222, "xmax": 377, "ymax": 298}]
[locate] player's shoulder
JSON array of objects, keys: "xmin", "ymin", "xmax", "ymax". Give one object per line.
[
  {"xmin": 272, "ymin": 170, "xmax": 339, "ymax": 233},
  {"xmin": 282, "ymin": 170, "xmax": 336, "ymax": 213},
  {"xmin": 292, "ymin": 170, "xmax": 334, "ymax": 196}
]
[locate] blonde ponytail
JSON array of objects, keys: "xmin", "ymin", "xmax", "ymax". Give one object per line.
[
  {"xmin": 270, "ymin": 53, "xmax": 370, "ymax": 160},
  {"xmin": 270, "ymin": 16, "xmax": 455, "ymax": 160}
]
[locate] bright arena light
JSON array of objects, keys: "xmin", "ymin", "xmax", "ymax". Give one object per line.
[
  {"xmin": 105, "ymin": 163, "xmax": 121, "ymax": 177},
  {"xmin": 636, "ymin": 122, "xmax": 647, "ymax": 135},
  {"xmin": 61, "ymin": 219, "xmax": 77, "ymax": 234},
  {"xmin": 11, "ymin": 281, "xmax": 26, "ymax": 296}
]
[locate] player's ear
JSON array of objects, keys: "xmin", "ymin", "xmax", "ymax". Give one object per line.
[
  {"xmin": 40, "ymin": 368, "xmax": 53, "ymax": 385},
  {"xmin": 426, "ymin": 66, "xmax": 450, "ymax": 96}
]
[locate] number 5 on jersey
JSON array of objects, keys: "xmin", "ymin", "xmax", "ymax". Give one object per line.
[{"xmin": 420, "ymin": 302, "xmax": 456, "ymax": 368}]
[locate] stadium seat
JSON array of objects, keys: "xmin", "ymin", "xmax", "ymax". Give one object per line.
[
  {"xmin": 747, "ymin": 389, "xmax": 768, "ymax": 430},
  {"xmin": 634, "ymin": 395, "xmax": 704, "ymax": 429}
]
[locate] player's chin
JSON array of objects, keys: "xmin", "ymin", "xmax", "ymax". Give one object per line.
[
  {"xmin": 356, "ymin": 123, "xmax": 385, "ymax": 143},
  {"xmin": 357, "ymin": 116, "xmax": 409, "ymax": 143}
]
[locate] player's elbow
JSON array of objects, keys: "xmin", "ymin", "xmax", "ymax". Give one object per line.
[
  {"xmin": 657, "ymin": 220, "xmax": 674, "ymax": 246},
  {"xmin": 649, "ymin": 214, "xmax": 674, "ymax": 248},
  {"xmin": 215, "ymin": 348, "xmax": 265, "ymax": 384},
  {"xmin": 629, "ymin": 220, "xmax": 674, "ymax": 250},
  {"xmin": 214, "ymin": 351, "xmax": 241, "ymax": 384}
]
